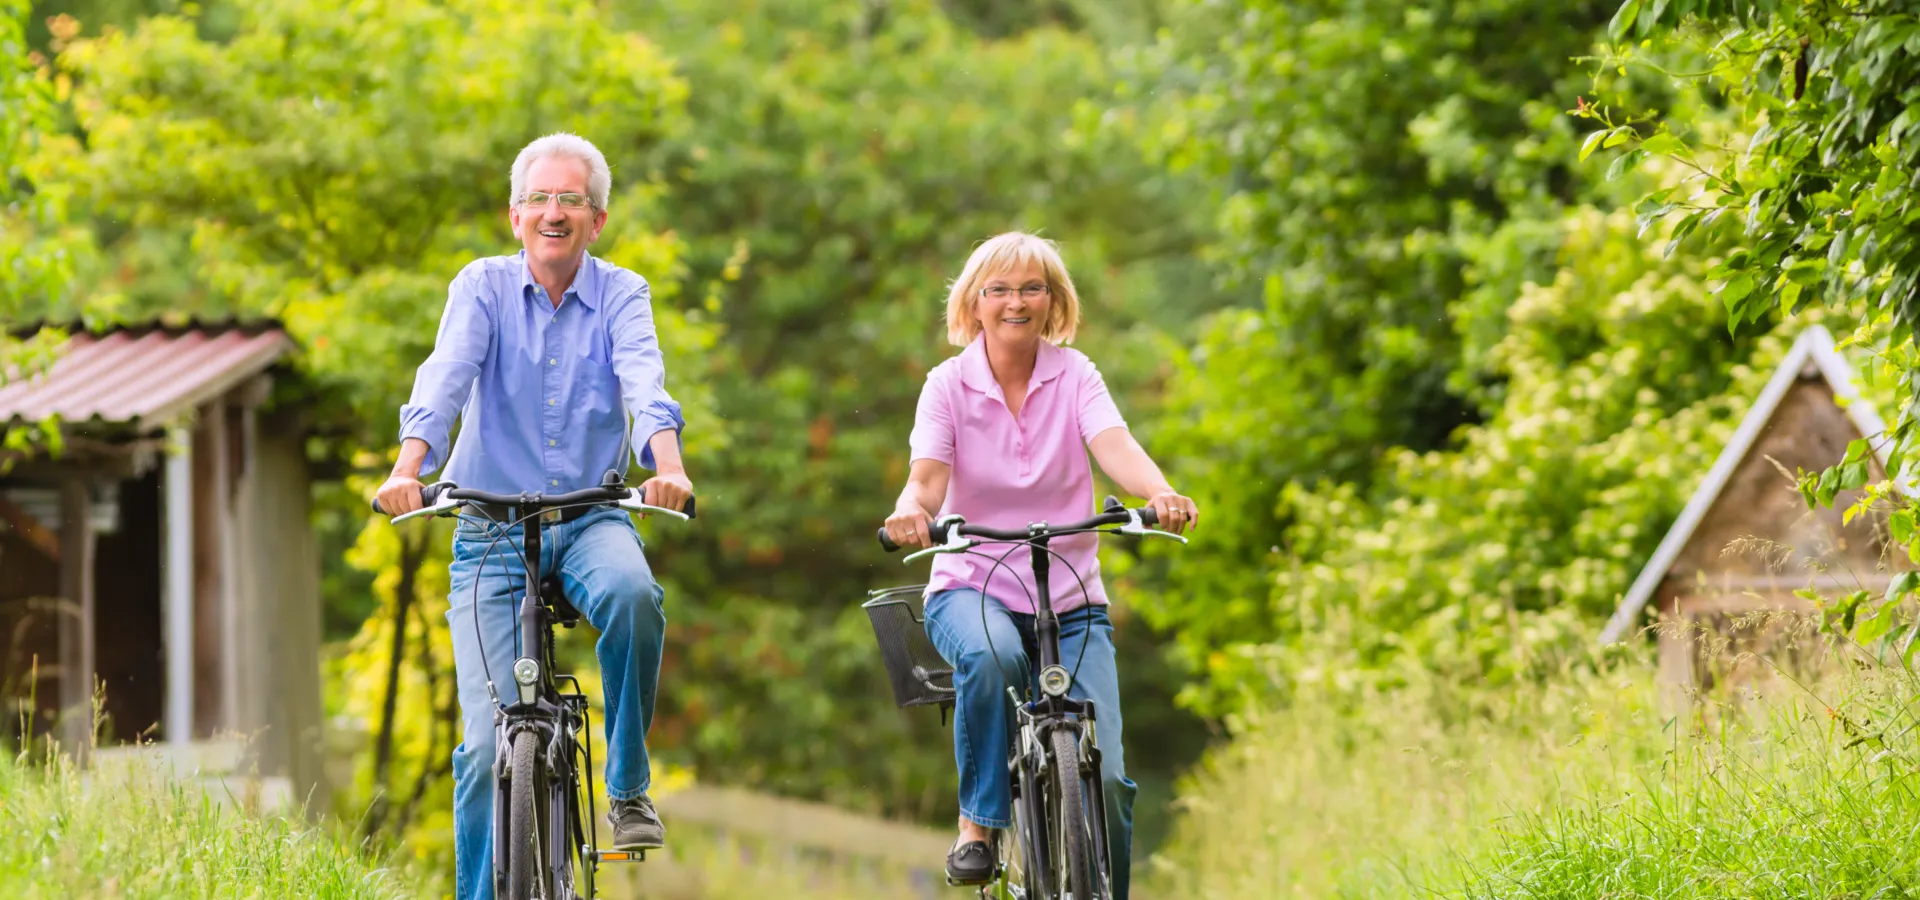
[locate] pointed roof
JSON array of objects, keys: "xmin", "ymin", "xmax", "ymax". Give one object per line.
[{"xmin": 1598, "ymin": 325, "xmax": 1895, "ymax": 644}]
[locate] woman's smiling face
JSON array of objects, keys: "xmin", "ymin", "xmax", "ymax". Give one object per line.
[{"xmin": 973, "ymin": 262, "xmax": 1051, "ymax": 347}]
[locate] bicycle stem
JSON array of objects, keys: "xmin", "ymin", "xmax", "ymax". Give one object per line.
[{"xmin": 1029, "ymin": 531, "xmax": 1061, "ymax": 674}]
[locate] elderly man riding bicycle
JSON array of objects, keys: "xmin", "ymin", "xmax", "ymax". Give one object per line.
[{"xmin": 376, "ymin": 132, "xmax": 693, "ymax": 900}]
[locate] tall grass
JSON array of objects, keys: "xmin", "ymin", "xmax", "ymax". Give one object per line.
[
  {"xmin": 1460, "ymin": 662, "xmax": 1920, "ymax": 898},
  {"xmin": 1144, "ymin": 647, "xmax": 1920, "ymax": 899},
  {"xmin": 0, "ymin": 749, "xmax": 417, "ymax": 899}
]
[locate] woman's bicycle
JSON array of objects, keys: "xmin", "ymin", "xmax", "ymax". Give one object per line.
[
  {"xmin": 869, "ymin": 496, "xmax": 1185, "ymax": 900},
  {"xmin": 376, "ymin": 473, "xmax": 693, "ymax": 900}
]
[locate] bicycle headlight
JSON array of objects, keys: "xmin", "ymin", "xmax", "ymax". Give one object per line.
[
  {"xmin": 1038, "ymin": 665, "xmax": 1072, "ymax": 698},
  {"xmin": 512, "ymin": 658, "xmax": 540, "ymax": 705}
]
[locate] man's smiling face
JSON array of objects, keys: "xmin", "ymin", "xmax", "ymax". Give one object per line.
[{"xmin": 509, "ymin": 155, "xmax": 607, "ymax": 272}]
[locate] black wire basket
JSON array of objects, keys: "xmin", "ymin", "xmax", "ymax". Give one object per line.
[{"xmin": 862, "ymin": 584, "xmax": 956, "ymax": 710}]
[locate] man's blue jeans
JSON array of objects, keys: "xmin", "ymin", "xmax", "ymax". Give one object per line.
[
  {"xmin": 923, "ymin": 589, "xmax": 1137, "ymax": 900},
  {"xmin": 445, "ymin": 507, "xmax": 665, "ymax": 900}
]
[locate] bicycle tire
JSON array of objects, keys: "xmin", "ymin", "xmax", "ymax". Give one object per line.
[
  {"xmin": 1049, "ymin": 726, "xmax": 1100, "ymax": 900},
  {"xmin": 507, "ymin": 729, "xmax": 542, "ymax": 900},
  {"xmin": 1006, "ymin": 750, "xmax": 1047, "ymax": 900}
]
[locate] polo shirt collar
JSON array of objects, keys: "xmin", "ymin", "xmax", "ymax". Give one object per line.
[{"xmin": 958, "ymin": 336, "xmax": 1066, "ymax": 395}]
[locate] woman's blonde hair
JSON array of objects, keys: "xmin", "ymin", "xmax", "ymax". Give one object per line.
[{"xmin": 944, "ymin": 232, "xmax": 1082, "ymax": 347}]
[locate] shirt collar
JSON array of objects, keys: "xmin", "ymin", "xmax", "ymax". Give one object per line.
[
  {"xmin": 516, "ymin": 250, "xmax": 602, "ymax": 310},
  {"xmin": 957, "ymin": 336, "xmax": 1066, "ymax": 395}
]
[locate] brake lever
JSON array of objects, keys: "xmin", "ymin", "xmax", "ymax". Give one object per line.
[
  {"xmin": 903, "ymin": 533, "xmax": 974, "ymax": 564},
  {"xmin": 616, "ymin": 493, "xmax": 691, "ymax": 521},
  {"xmin": 1131, "ymin": 528, "xmax": 1189, "ymax": 544},
  {"xmin": 391, "ymin": 499, "xmax": 462, "ymax": 524},
  {"xmin": 1118, "ymin": 508, "xmax": 1189, "ymax": 544}
]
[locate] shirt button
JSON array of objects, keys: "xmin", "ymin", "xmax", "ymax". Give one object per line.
[
  {"xmin": 550, "ymin": 358, "xmax": 557, "ymax": 366},
  {"xmin": 550, "ymin": 480, "xmax": 559, "ymax": 487},
  {"xmin": 548, "ymin": 439, "xmax": 557, "ymax": 446},
  {"xmin": 548, "ymin": 398, "xmax": 557, "ymax": 406}
]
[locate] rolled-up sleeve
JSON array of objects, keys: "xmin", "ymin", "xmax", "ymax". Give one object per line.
[
  {"xmin": 908, "ymin": 370, "xmax": 956, "ymax": 465},
  {"xmin": 399, "ymin": 268, "xmax": 492, "ymax": 474},
  {"xmin": 608, "ymin": 278, "xmax": 684, "ymax": 471}
]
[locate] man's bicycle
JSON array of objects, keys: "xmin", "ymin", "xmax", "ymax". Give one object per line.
[
  {"xmin": 869, "ymin": 497, "xmax": 1185, "ymax": 900},
  {"xmin": 376, "ymin": 473, "xmax": 693, "ymax": 900}
]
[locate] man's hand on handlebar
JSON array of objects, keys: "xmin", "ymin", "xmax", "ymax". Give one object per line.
[
  {"xmin": 884, "ymin": 504, "xmax": 936, "ymax": 550},
  {"xmin": 640, "ymin": 471, "xmax": 694, "ymax": 516},
  {"xmin": 376, "ymin": 472, "xmax": 426, "ymax": 516}
]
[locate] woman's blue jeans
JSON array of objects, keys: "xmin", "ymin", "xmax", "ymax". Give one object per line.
[
  {"xmin": 445, "ymin": 507, "xmax": 666, "ymax": 900},
  {"xmin": 923, "ymin": 589, "xmax": 1137, "ymax": 900}
]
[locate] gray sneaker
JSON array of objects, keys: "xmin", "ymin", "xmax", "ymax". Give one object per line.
[{"xmin": 608, "ymin": 794, "xmax": 666, "ymax": 850}]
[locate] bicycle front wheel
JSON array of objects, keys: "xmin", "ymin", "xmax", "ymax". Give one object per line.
[
  {"xmin": 1049, "ymin": 726, "xmax": 1102, "ymax": 900},
  {"xmin": 507, "ymin": 729, "xmax": 544, "ymax": 900}
]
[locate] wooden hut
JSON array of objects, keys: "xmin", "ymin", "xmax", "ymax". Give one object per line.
[
  {"xmin": 1599, "ymin": 325, "xmax": 1905, "ymax": 692},
  {"xmin": 0, "ymin": 322, "xmax": 326, "ymax": 810}
]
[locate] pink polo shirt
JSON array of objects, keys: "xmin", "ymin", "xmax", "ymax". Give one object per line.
[{"xmin": 909, "ymin": 337, "xmax": 1127, "ymax": 614}]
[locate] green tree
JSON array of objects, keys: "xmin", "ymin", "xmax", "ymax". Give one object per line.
[
  {"xmin": 607, "ymin": 0, "xmax": 1215, "ymax": 818},
  {"xmin": 45, "ymin": 0, "xmax": 700, "ymax": 864},
  {"xmin": 1, "ymin": 0, "xmax": 95, "ymax": 463},
  {"xmin": 1583, "ymin": 1, "xmax": 1920, "ymax": 644},
  {"xmin": 41, "ymin": 0, "xmax": 1217, "ymax": 843},
  {"xmin": 1123, "ymin": 0, "xmax": 1672, "ymax": 709}
]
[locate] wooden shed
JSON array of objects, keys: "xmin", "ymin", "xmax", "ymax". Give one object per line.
[
  {"xmin": 1599, "ymin": 325, "xmax": 1905, "ymax": 692},
  {"xmin": 0, "ymin": 322, "xmax": 327, "ymax": 810}
]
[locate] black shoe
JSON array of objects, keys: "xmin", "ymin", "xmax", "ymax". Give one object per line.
[
  {"xmin": 945, "ymin": 836, "xmax": 994, "ymax": 885},
  {"xmin": 608, "ymin": 794, "xmax": 666, "ymax": 850}
]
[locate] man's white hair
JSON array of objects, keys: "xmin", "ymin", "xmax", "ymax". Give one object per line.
[{"xmin": 509, "ymin": 133, "xmax": 612, "ymax": 210}]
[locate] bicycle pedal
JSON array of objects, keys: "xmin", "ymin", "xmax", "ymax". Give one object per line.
[{"xmin": 590, "ymin": 849, "xmax": 646, "ymax": 863}]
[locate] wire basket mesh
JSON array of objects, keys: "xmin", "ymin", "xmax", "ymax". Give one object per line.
[{"xmin": 862, "ymin": 584, "xmax": 955, "ymax": 710}]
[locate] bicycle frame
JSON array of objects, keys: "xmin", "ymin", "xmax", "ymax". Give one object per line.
[
  {"xmin": 877, "ymin": 497, "xmax": 1182, "ymax": 899},
  {"xmin": 489, "ymin": 515, "xmax": 602, "ymax": 900},
  {"xmin": 377, "ymin": 478, "xmax": 690, "ymax": 900},
  {"xmin": 1004, "ymin": 528, "xmax": 1113, "ymax": 899}
]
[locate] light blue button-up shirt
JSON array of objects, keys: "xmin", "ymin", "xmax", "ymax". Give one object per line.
[{"xmin": 398, "ymin": 251, "xmax": 684, "ymax": 494}]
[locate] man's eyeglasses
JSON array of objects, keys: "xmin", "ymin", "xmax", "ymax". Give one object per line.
[
  {"xmin": 522, "ymin": 191, "xmax": 592, "ymax": 210},
  {"xmin": 981, "ymin": 283, "xmax": 1049, "ymax": 301}
]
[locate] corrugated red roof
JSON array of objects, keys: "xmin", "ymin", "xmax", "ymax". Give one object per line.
[{"xmin": 0, "ymin": 326, "xmax": 293, "ymax": 427}]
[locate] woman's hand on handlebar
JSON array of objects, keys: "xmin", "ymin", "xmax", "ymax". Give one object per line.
[
  {"xmin": 885, "ymin": 504, "xmax": 936, "ymax": 550},
  {"xmin": 376, "ymin": 472, "xmax": 426, "ymax": 516},
  {"xmin": 1145, "ymin": 488, "xmax": 1199, "ymax": 535}
]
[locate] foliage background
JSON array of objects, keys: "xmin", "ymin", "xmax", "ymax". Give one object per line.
[{"xmin": 15, "ymin": 0, "xmax": 1920, "ymax": 893}]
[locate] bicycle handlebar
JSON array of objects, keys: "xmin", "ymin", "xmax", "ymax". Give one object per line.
[
  {"xmin": 876, "ymin": 495, "xmax": 1156, "ymax": 553},
  {"xmin": 373, "ymin": 482, "xmax": 696, "ymax": 519}
]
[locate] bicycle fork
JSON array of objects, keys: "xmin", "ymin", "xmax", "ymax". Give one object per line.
[{"xmin": 995, "ymin": 688, "xmax": 1115, "ymax": 900}]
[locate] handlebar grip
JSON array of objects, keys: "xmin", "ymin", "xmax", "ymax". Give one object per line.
[
  {"xmin": 1138, "ymin": 506, "xmax": 1159, "ymax": 526},
  {"xmin": 877, "ymin": 527, "xmax": 900, "ymax": 553},
  {"xmin": 372, "ymin": 482, "xmax": 453, "ymax": 515},
  {"xmin": 682, "ymin": 496, "xmax": 698, "ymax": 519}
]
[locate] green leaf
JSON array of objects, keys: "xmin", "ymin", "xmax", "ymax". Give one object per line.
[
  {"xmin": 1786, "ymin": 258, "xmax": 1828, "ymax": 285},
  {"xmin": 1885, "ymin": 570, "xmax": 1918, "ymax": 606},
  {"xmin": 1580, "ymin": 129, "xmax": 1608, "ymax": 161},
  {"xmin": 1815, "ymin": 467, "xmax": 1842, "ymax": 508},
  {"xmin": 1892, "ymin": 507, "xmax": 1914, "ymax": 543},
  {"xmin": 1603, "ymin": 127, "xmax": 1634, "ymax": 149},
  {"xmin": 1855, "ymin": 603, "xmax": 1895, "ymax": 646},
  {"xmin": 1606, "ymin": 148, "xmax": 1647, "ymax": 181},
  {"xmin": 1781, "ymin": 281, "xmax": 1803, "ymax": 312},
  {"xmin": 1640, "ymin": 132, "xmax": 1684, "ymax": 155},
  {"xmin": 1720, "ymin": 271, "xmax": 1755, "ymax": 305},
  {"xmin": 1608, "ymin": 0, "xmax": 1643, "ymax": 42},
  {"xmin": 1844, "ymin": 590, "xmax": 1869, "ymax": 634}
]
